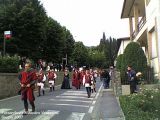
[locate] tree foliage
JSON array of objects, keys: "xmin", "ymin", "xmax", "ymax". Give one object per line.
[
  {"xmin": 116, "ymin": 54, "xmax": 124, "ymax": 70},
  {"xmin": 62, "ymin": 27, "xmax": 75, "ymax": 64},
  {"xmin": 97, "ymin": 32, "xmax": 119, "ymax": 67},
  {"xmin": 88, "ymin": 49, "xmax": 106, "ymax": 68},
  {"xmin": 72, "ymin": 42, "xmax": 88, "ymax": 67},
  {"xmin": 0, "ymin": 0, "xmax": 75, "ymax": 63}
]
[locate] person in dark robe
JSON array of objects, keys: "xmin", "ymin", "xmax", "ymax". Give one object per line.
[{"xmin": 61, "ymin": 70, "xmax": 71, "ymax": 89}]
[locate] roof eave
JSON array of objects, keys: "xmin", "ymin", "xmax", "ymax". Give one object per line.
[{"xmin": 121, "ymin": 0, "xmax": 127, "ymax": 19}]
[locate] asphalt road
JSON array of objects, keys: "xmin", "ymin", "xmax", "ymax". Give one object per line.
[{"xmin": 0, "ymin": 78, "xmax": 103, "ymax": 120}]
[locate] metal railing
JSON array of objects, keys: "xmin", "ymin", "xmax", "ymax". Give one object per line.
[
  {"xmin": 131, "ymin": 16, "xmax": 146, "ymax": 39},
  {"xmin": 138, "ymin": 16, "xmax": 146, "ymax": 32}
]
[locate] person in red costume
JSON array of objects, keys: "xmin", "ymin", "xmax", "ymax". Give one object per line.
[
  {"xmin": 37, "ymin": 68, "xmax": 46, "ymax": 96},
  {"xmin": 72, "ymin": 69, "xmax": 80, "ymax": 89},
  {"xmin": 47, "ymin": 68, "xmax": 57, "ymax": 92},
  {"xmin": 83, "ymin": 69, "xmax": 92, "ymax": 98},
  {"xmin": 18, "ymin": 63, "xmax": 37, "ymax": 115}
]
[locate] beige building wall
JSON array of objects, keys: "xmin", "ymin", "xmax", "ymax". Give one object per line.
[
  {"xmin": 117, "ymin": 39, "xmax": 130, "ymax": 56},
  {"xmin": 145, "ymin": 0, "xmax": 160, "ymax": 78},
  {"xmin": 121, "ymin": 0, "xmax": 160, "ymax": 81}
]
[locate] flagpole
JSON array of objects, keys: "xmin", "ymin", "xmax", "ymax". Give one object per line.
[{"xmin": 3, "ymin": 33, "xmax": 5, "ymax": 56}]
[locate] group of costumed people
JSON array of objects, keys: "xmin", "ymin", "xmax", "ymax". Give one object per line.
[
  {"xmin": 62, "ymin": 68, "xmax": 98, "ymax": 98},
  {"xmin": 18, "ymin": 62, "xmax": 98, "ymax": 115},
  {"xmin": 71, "ymin": 68, "xmax": 97, "ymax": 95}
]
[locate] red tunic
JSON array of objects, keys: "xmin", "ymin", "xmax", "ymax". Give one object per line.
[
  {"xmin": 79, "ymin": 72, "xmax": 84, "ymax": 85},
  {"xmin": 20, "ymin": 69, "xmax": 37, "ymax": 102},
  {"xmin": 84, "ymin": 73, "xmax": 91, "ymax": 85},
  {"xmin": 72, "ymin": 71, "xmax": 80, "ymax": 89},
  {"xmin": 37, "ymin": 72, "xmax": 44, "ymax": 82},
  {"xmin": 48, "ymin": 71, "xmax": 55, "ymax": 81}
]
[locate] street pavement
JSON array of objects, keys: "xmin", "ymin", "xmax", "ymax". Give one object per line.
[
  {"xmin": 0, "ymin": 77, "xmax": 124, "ymax": 120},
  {"xmin": 0, "ymin": 78, "xmax": 101, "ymax": 120}
]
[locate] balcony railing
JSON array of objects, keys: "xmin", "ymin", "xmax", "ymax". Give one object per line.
[
  {"xmin": 138, "ymin": 16, "xmax": 146, "ymax": 32},
  {"xmin": 131, "ymin": 16, "xmax": 146, "ymax": 39}
]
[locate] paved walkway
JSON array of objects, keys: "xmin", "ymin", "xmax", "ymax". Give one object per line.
[{"xmin": 90, "ymin": 86, "xmax": 125, "ymax": 120}]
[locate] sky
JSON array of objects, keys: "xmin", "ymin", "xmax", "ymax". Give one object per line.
[{"xmin": 39, "ymin": 0, "xmax": 129, "ymax": 46}]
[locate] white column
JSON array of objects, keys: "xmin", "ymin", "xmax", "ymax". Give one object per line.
[
  {"xmin": 134, "ymin": 4, "xmax": 139, "ymax": 34},
  {"xmin": 129, "ymin": 17, "xmax": 133, "ymax": 40}
]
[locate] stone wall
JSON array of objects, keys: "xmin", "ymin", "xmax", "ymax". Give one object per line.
[
  {"xmin": 0, "ymin": 72, "xmax": 65, "ymax": 100},
  {"xmin": 0, "ymin": 73, "xmax": 20, "ymax": 99},
  {"xmin": 112, "ymin": 70, "xmax": 122, "ymax": 96}
]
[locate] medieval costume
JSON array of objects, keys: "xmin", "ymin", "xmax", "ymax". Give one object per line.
[
  {"xmin": 72, "ymin": 70, "xmax": 80, "ymax": 89},
  {"xmin": 18, "ymin": 63, "xmax": 37, "ymax": 115},
  {"xmin": 61, "ymin": 70, "xmax": 71, "ymax": 89},
  {"xmin": 83, "ymin": 70, "xmax": 92, "ymax": 98},
  {"xmin": 47, "ymin": 69, "xmax": 57, "ymax": 92},
  {"xmin": 37, "ymin": 69, "xmax": 46, "ymax": 96}
]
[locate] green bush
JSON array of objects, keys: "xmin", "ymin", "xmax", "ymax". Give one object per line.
[
  {"xmin": 120, "ymin": 42, "xmax": 147, "ymax": 84},
  {"xmin": 116, "ymin": 54, "xmax": 124, "ymax": 70},
  {"xmin": 120, "ymin": 89, "xmax": 160, "ymax": 120},
  {"xmin": 0, "ymin": 55, "xmax": 19, "ymax": 73}
]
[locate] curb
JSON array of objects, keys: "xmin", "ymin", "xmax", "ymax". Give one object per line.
[{"xmin": 116, "ymin": 97, "xmax": 126, "ymax": 120}]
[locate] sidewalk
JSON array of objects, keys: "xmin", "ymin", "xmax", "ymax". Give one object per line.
[{"xmin": 92, "ymin": 88, "xmax": 125, "ymax": 120}]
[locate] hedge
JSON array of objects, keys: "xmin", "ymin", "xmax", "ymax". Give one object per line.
[
  {"xmin": 0, "ymin": 55, "xmax": 19, "ymax": 73},
  {"xmin": 117, "ymin": 42, "xmax": 148, "ymax": 84}
]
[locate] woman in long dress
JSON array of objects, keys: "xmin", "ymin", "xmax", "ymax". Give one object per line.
[{"xmin": 61, "ymin": 70, "xmax": 71, "ymax": 89}]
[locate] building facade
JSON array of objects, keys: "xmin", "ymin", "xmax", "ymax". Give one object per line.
[
  {"xmin": 117, "ymin": 37, "xmax": 130, "ymax": 56},
  {"xmin": 121, "ymin": 0, "xmax": 160, "ymax": 80}
]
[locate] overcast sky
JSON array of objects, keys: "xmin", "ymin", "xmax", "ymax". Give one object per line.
[{"xmin": 39, "ymin": 0, "xmax": 129, "ymax": 46}]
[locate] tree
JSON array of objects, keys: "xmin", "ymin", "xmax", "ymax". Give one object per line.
[
  {"xmin": 72, "ymin": 42, "xmax": 89, "ymax": 67},
  {"xmin": 0, "ymin": 0, "xmax": 47, "ymax": 59},
  {"xmin": 43, "ymin": 17, "xmax": 65, "ymax": 62},
  {"xmin": 62, "ymin": 27, "xmax": 75, "ymax": 64},
  {"xmin": 88, "ymin": 50, "xmax": 106, "ymax": 68},
  {"xmin": 0, "ymin": 0, "xmax": 75, "ymax": 64},
  {"xmin": 97, "ymin": 32, "xmax": 119, "ymax": 67}
]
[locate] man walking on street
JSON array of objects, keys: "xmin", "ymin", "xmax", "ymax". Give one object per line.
[{"xmin": 18, "ymin": 62, "xmax": 37, "ymax": 115}]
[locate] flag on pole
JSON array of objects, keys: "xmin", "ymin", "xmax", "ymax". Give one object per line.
[{"xmin": 4, "ymin": 31, "xmax": 12, "ymax": 39}]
